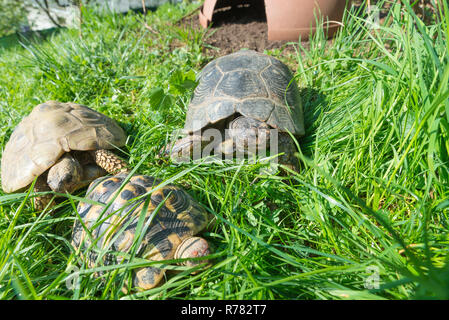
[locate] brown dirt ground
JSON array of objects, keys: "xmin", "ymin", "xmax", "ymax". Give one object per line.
[
  {"xmin": 176, "ymin": 0, "xmax": 306, "ymax": 58},
  {"xmin": 171, "ymin": 0, "xmax": 438, "ymax": 62}
]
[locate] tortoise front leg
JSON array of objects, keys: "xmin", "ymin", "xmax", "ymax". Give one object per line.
[
  {"xmin": 162, "ymin": 134, "xmax": 207, "ymax": 162},
  {"xmin": 227, "ymin": 116, "xmax": 271, "ymax": 158},
  {"xmin": 277, "ymin": 133, "xmax": 299, "ymax": 171},
  {"xmin": 34, "ymin": 174, "xmax": 55, "ymax": 211},
  {"xmin": 131, "ymin": 266, "xmax": 166, "ymax": 291},
  {"xmin": 91, "ymin": 149, "xmax": 128, "ymax": 174},
  {"xmin": 214, "ymin": 138, "xmax": 235, "ymax": 157}
]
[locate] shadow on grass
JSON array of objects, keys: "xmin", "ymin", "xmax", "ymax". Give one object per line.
[
  {"xmin": 0, "ymin": 27, "xmax": 65, "ymax": 51},
  {"xmin": 298, "ymin": 87, "xmax": 328, "ymax": 157}
]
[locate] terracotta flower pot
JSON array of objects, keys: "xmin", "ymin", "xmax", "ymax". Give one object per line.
[
  {"xmin": 199, "ymin": 0, "xmax": 260, "ymax": 28},
  {"xmin": 199, "ymin": 0, "xmax": 351, "ymax": 41},
  {"xmin": 264, "ymin": 0, "xmax": 351, "ymax": 40}
]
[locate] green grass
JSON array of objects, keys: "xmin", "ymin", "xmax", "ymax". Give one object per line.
[{"xmin": 0, "ymin": 0, "xmax": 448, "ymax": 300}]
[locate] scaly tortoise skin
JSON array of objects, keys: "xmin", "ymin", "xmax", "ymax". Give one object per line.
[
  {"xmin": 71, "ymin": 173, "xmax": 211, "ymax": 291},
  {"xmin": 0, "ymin": 101, "xmax": 127, "ymax": 210},
  {"xmin": 166, "ymin": 50, "xmax": 305, "ymax": 169}
]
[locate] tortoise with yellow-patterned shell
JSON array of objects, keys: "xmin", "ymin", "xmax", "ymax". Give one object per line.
[
  {"xmin": 0, "ymin": 101, "xmax": 128, "ymax": 210},
  {"xmin": 71, "ymin": 173, "xmax": 211, "ymax": 291}
]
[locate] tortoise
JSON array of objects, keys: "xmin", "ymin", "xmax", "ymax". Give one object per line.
[
  {"xmin": 71, "ymin": 173, "xmax": 211, "ymax": 291},
  {"xmin": 165, "ymin": 50, "xmax": 305, "ymax": 169},
  {"xmin": 1, "ymin": 101, "xmax": 128, "ymax": 210}
]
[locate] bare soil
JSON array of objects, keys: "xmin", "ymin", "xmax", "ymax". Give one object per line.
[
  {"xmin": 175, "ymin": 0, "xmax": 438, "ymax": 59},
  {"xmin": 177, "ymin": 0, "xmax": 305, "ymax": 57}
]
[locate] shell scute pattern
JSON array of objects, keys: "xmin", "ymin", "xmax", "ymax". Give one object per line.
[
  {"xmin": 215, "ymin": 69, "xmax": 268, "ymax": 100},
  {"xmin": 190, "ymin": 62, "xmax": 223, "ymax": 106},
  {"xmin": 129, "ymin": 175, "xmax": 161, "ymax": 189},
  {"xmin": 236, "ymin": 98, "xmax": 275, "ymax": 123},
  {"xmin": 71, "ymin": 173, "xmax": 209, "ymax": 290},
  {"xmin": 184, "ymin": 50, "xmax": 305, "ymax": 136},
  {"xmin": 77, "ymin": 201, "xmax": 92, "ymax": 219},
  {"xmin": 208, "ymin": 99, "xmax": 236, "ymax": 124},
  {"xmin": 90, "ymin": 178, "xmax": 121, "ymax": 204},
  {"xmin": 140, "ymin": 226, "xmax": 178, "ymax": 259},
  {"xmin": 260, "ymin": 64, "xmax": 293, "ymax": 102}
]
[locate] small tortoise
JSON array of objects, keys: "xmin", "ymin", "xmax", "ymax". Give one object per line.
[
  {"xmin": 71, "ymin": 173, "xmax": 211, "ymax": 291},
  {"xmin": 165, "ymin": 50, "xmax": 305, "ymax": 168},
  {"xmin": 1, "ymin": 101, "xmax": 128, "ymax": 210}
]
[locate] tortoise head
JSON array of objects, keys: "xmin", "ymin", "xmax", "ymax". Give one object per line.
[
  {"xmin": 47, "ymin": 153, "xmax": 84, "ymax": 193},
  {"xmin": 174, "ymin": 236, "xmax": 211, "ymax": 268}
]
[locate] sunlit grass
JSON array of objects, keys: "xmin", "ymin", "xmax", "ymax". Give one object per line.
[{"xmin": 0, "ymin": 0, "xmax": 448, "ymax": 300}]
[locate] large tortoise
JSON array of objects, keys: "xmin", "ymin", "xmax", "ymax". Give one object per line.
[
  {"xmin": 71, "ymin": 173, "xmax": 211, "ymax": 291},
  {"xmin": 166, "ymin": 50, "xmax": 305, "ymax": 168},
  {"xmin": 1, "ymin": 101, "xmax": 128, "ymax": 210}
]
